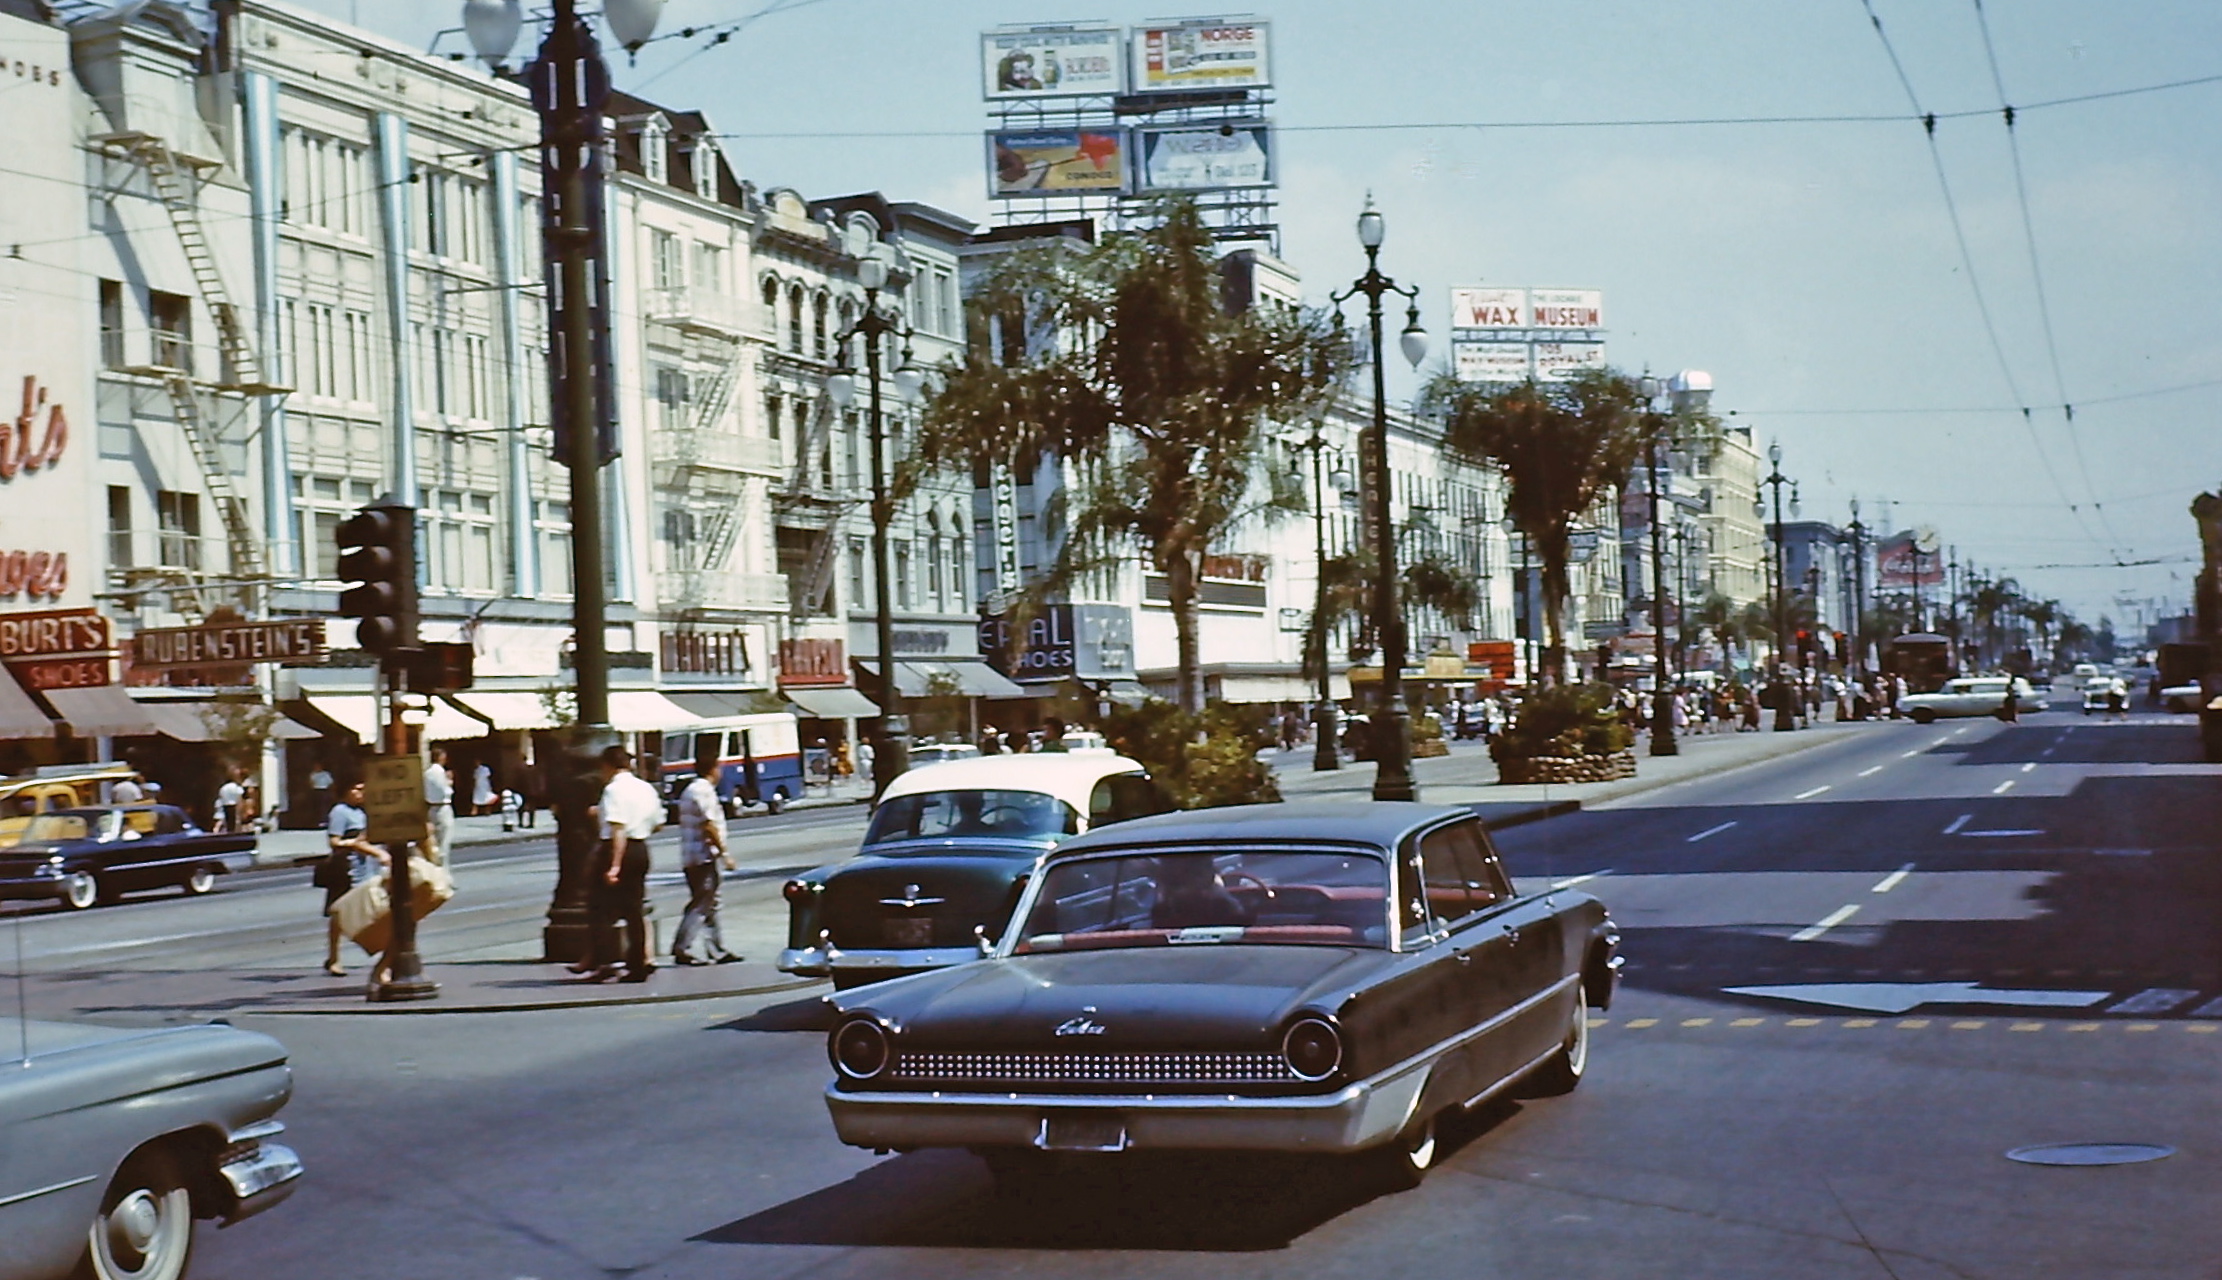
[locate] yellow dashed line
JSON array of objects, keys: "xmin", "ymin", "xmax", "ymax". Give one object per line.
[
  {"xmin": 1625, "ymin": 1018, "xmax": 1659, "ymax": 1028},
  {"xmin": 2126, "ymin": 1023, "xmax": 2160, "ymax": 1033},
  {"xmin": 2066, "ymin": 1023, "xmax": 2101, "ymax": 1032},
  {"xmin": 1843, "ymin": 1018, "xmax": 1878, "ymax": 1028},
  {"xmin": 1681, "ymin": 1018, "xmax": 1713, "ymax": 1027},
  {"xmin": 1897, "ymin": 1019, "xmax": 1931, "ymax": 1029},
  {"xmin": 1591, "ymin": 1017, "xmax": 2218, "ymax": 1035},
  {"xmin": 1587, "ymin": 1017, "xmax": 1608, "ymax": 1028},
  {"xmin": 1730, "ymin": 1017, "xmax": 1766, "ymax": 1027},
  {"xmin": 2010, "ymin": 1022, "xmax": 2044, "ymax": 1032},
  {"xmin": 1950, "ymin": 1020, "xmax": 1985, "ymax": 1030},
  {"xmin": 1786, "ymin": 1018, "xmax": 1822, "ymax": 1027},
  {"xmin": 2188, "ymin": 1024, "xmax": 2218, "ymax": 1034}
]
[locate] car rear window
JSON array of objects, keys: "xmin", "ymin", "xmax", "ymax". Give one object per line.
[
  {"xmin": 865, "ymin": 789, "xmax": 1080, "ymax": 846},
  {"xmin": 1013, "ymin": 848, "xmax": 1389, "ymax": 952}
]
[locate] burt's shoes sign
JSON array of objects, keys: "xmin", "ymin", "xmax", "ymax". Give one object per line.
[{"xmin": 0, "ymin": 375, "xmax": 72, "ymax": 602}]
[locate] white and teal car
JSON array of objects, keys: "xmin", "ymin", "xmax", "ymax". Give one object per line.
[{"xmin": 1900, "ymin": 676, "xmax": 2047, "ymax": 724}]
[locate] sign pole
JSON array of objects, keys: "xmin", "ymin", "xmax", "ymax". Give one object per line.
[{"xmin": 369, "ymin": 668, "xmax": 437, "ymax": 1002}]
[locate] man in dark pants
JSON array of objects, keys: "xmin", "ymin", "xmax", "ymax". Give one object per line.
[{"xmin": 584, "ymin": 744, "xmax": 661, "ymax": 983}]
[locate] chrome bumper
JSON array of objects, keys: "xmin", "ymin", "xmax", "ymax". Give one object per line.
[
  {"xmin": 216, "ymin": 1139, "xmax": 303, "ymax": 1224},
  {"xmin": 777, "ymin": 943, "xmax": 981, "ymax": 980},
  {"xmin": 826, "ymin": 1060, "xmax": 1430, "ymax": 1155}
]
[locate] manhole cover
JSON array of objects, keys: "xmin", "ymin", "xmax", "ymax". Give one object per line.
[{"xmin": 2005, "ymin": 1143, "xmax": 2175, "ymax": 1167}]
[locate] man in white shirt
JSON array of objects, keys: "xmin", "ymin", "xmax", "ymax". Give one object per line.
[
  {"xmin": 585, "ymin": 744, "xmax": 662, "ymax": 983},
  {"xmin": 672, "ymin": 739, "xmax": 739, "ymax": 966},
  {"xmin": 422, "ymin": 747, "xmax": 454, "ymax": 866},
  {"xmin": 111, "ymin": 774, "xmax": 145, "ymax": 805},
  {"xmin": 214, "ymin": 769, "xmax": 245, "ymax": 832}
]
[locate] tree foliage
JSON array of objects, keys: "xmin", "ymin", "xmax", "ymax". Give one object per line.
[
  {"xmin": 1302, "ymin": 548, "xmax": 1481, "ymax": 684},
  {"xmin": 1098, "ymin": 699, "xmax": 1281, "ymax": 809},
  {"xmin": 912, "ymin": 198, "xmax": 1351, "ymax": 711}
]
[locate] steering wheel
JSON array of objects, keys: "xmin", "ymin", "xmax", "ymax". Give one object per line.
[
  {"xmin": 1222, "ymin": 871, "xmax": 1276, "ymax": 921},
  {"xmin": 975, "ymin": 806, "xmax": 1026, "ymax": 832}
]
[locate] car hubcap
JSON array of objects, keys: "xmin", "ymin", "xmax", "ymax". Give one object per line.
[
  {"xmin": 65, "ymin": 874, "xmax": 96, "ymax": 908},
  {"xmin": 1567, "ymin": 1001, "xmax": 1590, "ymax": 1076},
  {"xmin": 187, "ymin": 869, "xmax": 213, "ymax": 893},
  {"xmin": 112, "ymin": 1191, "xmax": 159, "ymax": 1254}
]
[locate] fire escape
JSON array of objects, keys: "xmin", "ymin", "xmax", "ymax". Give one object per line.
[
  {"xmin": 98, "ymin": 131, "xmax": 283, "ymax": 603},
  {"xmin": 774, "ymin": 382, "xmax": 858, "ymax": 622}
]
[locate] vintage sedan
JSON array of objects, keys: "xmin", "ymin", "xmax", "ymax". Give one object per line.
[
  {"xmin": 778, "ymin": 754, "xmax": 1172, "ymax": 989},
  {"xmin": 2, "ymin": 1016, "xmax": 303, "ymax": 1280},
  {"xmin": 1899, "ymin": 676, "xmax": 2047, "ymax": 723},
  {"xmin": 822, "ymin": 802, "xmax": 1620, "ymax": 1188},
  {"xmin": 0, "ymin": 807, "xmax": 255, "ymax": 910}
]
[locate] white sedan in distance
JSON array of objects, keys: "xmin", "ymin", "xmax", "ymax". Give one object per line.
[{"xmin": 1900, "ymin": 677, "xmax": 2047, "ymax": 724}]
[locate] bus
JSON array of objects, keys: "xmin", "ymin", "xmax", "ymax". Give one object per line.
[
  {"xmin": 654, "ymin": 713, "xmax": 804, "ymax": 817},
  {"xmin": 1884, "ymin": 633, "xmax": 1955, "ymax": 694}
]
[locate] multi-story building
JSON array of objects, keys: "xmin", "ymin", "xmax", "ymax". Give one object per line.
[{"xmin": 1690, "ymin": 425, "xmax": 1768, "ymax": 612}]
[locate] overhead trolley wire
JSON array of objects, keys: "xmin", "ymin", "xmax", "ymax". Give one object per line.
[
  {"xmin": 1972, "ymin": 0, "xmax": 2126, "ymax": 559},
  {"xmin": 1857, "ymin": 0, "xmax": 2119, "ymax": 565}
]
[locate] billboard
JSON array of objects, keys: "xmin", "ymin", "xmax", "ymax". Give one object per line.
[
  {"xmin": 1136, "ymin": 120, "xmax": 1272, "ymax": 191},
  {"xmin": 1534, "ymin": 341, "xmax": 1606, "ymax": 381},
  {"xmin": 1874, "ymin": 533, "xmax": 1944, "ymax": 589},
  {"xmin": 1450, "ymin": 287, "xmax": 1526, "ymax": 330},
  {"xmin": 1132, "ymin": 20, "xmax": 1271, "ymax": 93},
  {"xmin": 981, "ymin": 26, "xmax": 1124, "ymax": 99},
  {"xmin": 987, "ymin": 128, "xmax": 1130, "ymax": 197},
  {"xmin": 1453, "ymin": 341, "xmax": 1531, "ymax": 383},
  {"xmin": 1527, "ymin": 288, "xmax": 1604, "ymax": 330}
]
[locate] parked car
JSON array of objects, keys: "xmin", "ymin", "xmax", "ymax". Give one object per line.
[
  {"xmin": 907, "ymin": 742, "xmax": 983, "ymax": 767},
  {"xmin": 0, "ymin": 763, "xmax": 135, "ymax": 849},
  {"xmin": 1899, "ymin": 676, "xmax": 2047, "ymax": 724},
  {"xmin": 821, "ymin": 802, "xmax": 1621, "ymax": 1190},
  {"xmin": 0, "ymin": 806, "xmax": 255, "ymax": 910},
  {"xmin": 2081, "ymin": 676, "xmax": 2126, "ymax": 715},
  {"xmin": 1, "ymin": 1016, "xmax": 303, "ymax": 1280},
  {"xmin": 778, "ymin": 754, "xmax": 1172, "ymax": 989}
]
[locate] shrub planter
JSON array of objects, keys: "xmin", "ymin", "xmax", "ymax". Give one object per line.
[
  {"xmin": 1413, "ymin": 738, "xmax": 1451, "ymax": 759},
  {"xmin": 1495, "ymin": 750, "xmax": 1637, "ymax": 786}
]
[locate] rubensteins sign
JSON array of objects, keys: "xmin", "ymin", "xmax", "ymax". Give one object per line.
[{"xmin": 0, "ymin": 376, "xmax": 73, "ymax": 602}]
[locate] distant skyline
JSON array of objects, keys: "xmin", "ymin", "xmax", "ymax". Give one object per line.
[{"xmin": 296, "ymin": 0, "xmax": 2222, "ymax": 633}]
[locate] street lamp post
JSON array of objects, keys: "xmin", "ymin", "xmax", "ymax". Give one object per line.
[
  {"xmin": 1638, "ymin": 376, "xmax": 1677, "ymax": 757},
  {"xmin": 478, "ymin": 0, "xmax": 661, "ymax": 962},
  {"xmin": 827, "ymin": 249, "xmax": 925, "ymax": 798},
  {"xmin": 1296, "ymin": 430, "xmax": 1343, "ymax": 772},
  {"xmin": 1762, "ymin": 441, "xmax": 1796, "ymax": 732},
  {"xmin": 1846, "ymin": 498, "xmax": 1868, "ymax": 679},
  {"xmin": 1330, "ymin": 199, "xmax": 1428, "ymax": 802}
]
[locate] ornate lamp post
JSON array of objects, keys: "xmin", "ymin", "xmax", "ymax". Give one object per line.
[
  {"xmin": 470, "ymin": 0, "xmax": 662, "ymax": 963},
  {"xmin": 1330, "ymin": 199, "xmax": 1428, "ymax": 802},
  {"xmin": 1762, "ymin": 440, "xmax": 1797, "ymax": 731},
  {"xmin": 1293, "ymin": 430, "xmax": 1347, "ymax": 771},
  {"xmin": 827, "ymin": 245, "xmax": 926, "ymax": 798},
  {"xmin": 1846, "ymin": 497, "xmax": 1868, "ymax": 678}
]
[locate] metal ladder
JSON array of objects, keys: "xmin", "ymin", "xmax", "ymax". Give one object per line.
[
  {"xmin": 789, "ymin": 520, "xmax": 841, "ymax": 620},
  {"xmin": 159, "ymin": 374, "xmax": 262, "ymax": 578}
]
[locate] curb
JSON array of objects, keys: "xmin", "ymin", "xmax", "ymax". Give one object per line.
[{"xmin": 245, "ymin": 976, "xmax": 826, "ymax": 1017}]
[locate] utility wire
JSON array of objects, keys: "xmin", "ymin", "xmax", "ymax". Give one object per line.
[
  {"xmin": 1972, "ymin": 0, "xmax": 2125, "ymax": 559},
  {"xmin": 1858, "ymin": 0, "xmax": 2115, "ymax": 563}
]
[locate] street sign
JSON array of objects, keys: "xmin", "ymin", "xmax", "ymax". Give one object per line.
[
  {"xmin": 131, "ymin": 618, "xmax": 327, "ymax": 669},
  {"xmin": 361, "ymin": 754, "xmax": 428, "ymax": 845}
]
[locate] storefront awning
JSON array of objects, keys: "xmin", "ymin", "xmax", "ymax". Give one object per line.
[
  {"xmin": 606, "ymin": 690, "xmax": 703, "ymax": 733},
  {"xmin": 664, "ymin": 692, "xmax": 749, "ymax": 720},
  {"xmin": 856, "ymin": 660, "xmax": 1028, "ymax": 700},
  {"xmin": 42, "ymin": 685, "xmax": 159, "ymax": 737},
  {"xmin": 450, "ymin": 691, "xmax": 562, "ymax": 732},
  {"xmin": 422, "ymin": 701, "xmax": 489, "ymax": 742},
  {"xmin": 1216, "ymin": 675, "xmax": 1315, "ymax": 705},
  {"xmin": 784, "ymin": 686, "xmax": 881, "ymax": 719},
  {"xmin": 0, "ymin": 667, "xmax": 55, "ymax": 739},
  {"xmin": 301, "ymin": 695, "xmax": 484, "ymax": 744},
  {"xmin": 1103, "ymin": 680, "xmax": 1154, "ymax": 707},
  {"xmin": 129, "ymin": 700, "xmax": 319, "ymax": 743}
]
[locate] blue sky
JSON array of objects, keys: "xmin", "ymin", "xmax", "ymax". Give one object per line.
[{"xmin": 306, "ymin": 0, "xmax": 2222, "ymax": 631}]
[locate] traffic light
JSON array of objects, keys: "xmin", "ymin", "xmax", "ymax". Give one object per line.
[
  {"xmin": 404, "ymin": 641, "xmax": 475, "ymax": 693},
  {"xmin": 336, "ymin": 504, "xmax": 418, "ymax": 667}
]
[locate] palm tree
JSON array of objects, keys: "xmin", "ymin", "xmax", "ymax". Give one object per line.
[
  {"xmin": 2021, "ymin": 598, "xmax": 2062, "ymax": 671},
  {"xmin": 1424, "ymin": 368, "xmax": 1652, "ymax": 682},
  {"xmin": 1303, "ymin": 549, "xmax": 1481, "ymax": 684},
  {"xmin": 914, "ymin": 198, "xmax": 1350, "ymax": 711}
]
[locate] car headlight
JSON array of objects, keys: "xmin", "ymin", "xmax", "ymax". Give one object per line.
[
  {"xmin": 1283, "ymin": 1016, "xmax": 1343, "ymax": 1082},
  {"xmin": 830, "ymin": 1018, "xmax": 892, "ymax": 1081}
]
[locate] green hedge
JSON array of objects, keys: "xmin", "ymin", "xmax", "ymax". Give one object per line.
[
  {"xmin": 1488, "ymin": 683, "xmax": 1634, "ymax": 763},
  {"xmin": 1099, "ymin": 700, "xmax": 1283, "ymax": 809}
]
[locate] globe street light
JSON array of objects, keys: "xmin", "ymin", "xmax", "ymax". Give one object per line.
[
  {"xmin": 1330, "ymin": 198, "xmax": 1428, "ymax": 802},
  {"xmin": 1763, "ymin": 440, "xmax": 1797, "ymax": 732},
  {"xmin": 827, "ymin": 243, "xmax": 920, "ymax": 797},
  {"xmin": 1637, "ymin": 376, "xmax": 1677, "ymax": 757}
]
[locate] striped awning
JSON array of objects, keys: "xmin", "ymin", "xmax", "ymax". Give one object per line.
[{"xmin": 0, "ymin": 666, "xmax": 54, "ymax": 740}]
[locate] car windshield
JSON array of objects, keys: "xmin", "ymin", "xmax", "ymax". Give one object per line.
[
  {"xmin": 864, "ymin": 789, "xmax": 1080, "ymax": 846},
  {"xmin": 1012, "ymin": 848, "xmax": 1389, "ymax": 952},
  {"xmin": 20, "ymin": 814, "xmax": 90, "ymax": 843}
]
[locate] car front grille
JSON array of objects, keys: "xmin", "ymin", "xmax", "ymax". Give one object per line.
[{"xmin": 891, "ymin": 1049, "xmax": 1297, "ymax": 1088}]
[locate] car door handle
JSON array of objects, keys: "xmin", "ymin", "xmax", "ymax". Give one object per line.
[
  {"xmin": 1455, "ymin": 950, "xmax": 1473, "ymax": 965},
  {"xmin": 1502, "ymin": 927, "xmax": 1522, "ymax": 945}
]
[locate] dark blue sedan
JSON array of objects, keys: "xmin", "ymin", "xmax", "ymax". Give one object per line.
[{"xmin": 0, "ymin": 805, "xmax": 256, "ymax": 910}]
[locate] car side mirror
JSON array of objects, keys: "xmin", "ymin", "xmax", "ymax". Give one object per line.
[{"xmin": 973, "ymin": 923, "xmax": 994, "ymax": 959}]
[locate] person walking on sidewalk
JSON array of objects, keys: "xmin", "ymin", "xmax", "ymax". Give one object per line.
[
  {"xmin": 471, "ymin": 761, "xmax": 496, "ymax": 816},
  {"xmin": 214, "ymin": 768, "xmax": 245, "ymax": 833},
  {"xmin": 583, "ymin": 745, "xmax": 660, "ymax": 983},
  {"xmin": 423, "ymin": 747, "xmax": 454, "ymax": 866},
  {"xmin": 672, "ymin": 740, "xmax": 740, "ymax": 966},
  {"xmin": 321, "ymin": 781, "xmax": 388, "ymax": 977},
  {"xmin": 307, "ymin": 763, "xmax": 333, "ymax": 823}
]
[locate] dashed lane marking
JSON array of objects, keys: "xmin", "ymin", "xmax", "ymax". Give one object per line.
[
  {"xmin": 1858, "ymin": 766, "xmax": 1884, "ymax": 777},
  {"xmin": 1789, "ymin": 904, "xmax": 1861, "ymax": 943},
  {"xmin": 1871, "ymin": 864, "xmax": 1914, "ymax": 893},
  {"xmin": 1551, "ymin": 871, "xmax": 1610, "ymax": 889},
  {"xmin": 2020, "ymin": 762, "xmax": 2037, "ymax": 773},
  {"xmin": 1586, "ymin": 1017, "xmax": 2222, "ymax": 1036},
  {"xmin": 1687, "ymin": 821, "xmax": 1738, "ymax": 843},
  {"xmin": 1944, "ymin": 813, "xmax": 1973, "ymax": 835},
  {"xmin": 1794, "ymin": 785, "xmax": 1832, "ymax": 800},
  {"xmin": 1992, "ymin": 780, "xmax": 2016, "ymax": 794},
  {"xmin": 1902, "ymin": 749, "xmax": 1923, "ymax": 758}
]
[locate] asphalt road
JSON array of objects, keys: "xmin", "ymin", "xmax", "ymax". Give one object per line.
[{"xmin": 17, "ymin": 708, "xmax": 2222, "ymax": 1278}]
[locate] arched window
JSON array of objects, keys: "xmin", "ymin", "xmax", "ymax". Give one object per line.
[
  {"xmin": 639, "ymin": 121, "xmax": 668, "ymax": 184},
  {"xmin": 787, "ymin": 284, "xmax": 805, "ymax": 354},
  {"xmin": 690, "ymin": 142, "xmax": 719, "ymax": 201},
  {"xmin": 812, "ymin": 293, "xmax": 830, "ymax": 361},
  {"xmin": 761, "ymin": 274, "xmax": 779, "ymax": 331},
  {"xmin": 948, "ymin": 515, "xmax": 968, "ymax": 610}
]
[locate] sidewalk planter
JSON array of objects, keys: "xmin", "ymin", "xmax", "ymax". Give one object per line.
[
  {"xmin": 1496, "ymin": 750, "xmax": 1637, "ymax": 785},
  {"xmin": 1488, "ymin": 683, "xmax": 1638, "ymax": 787}
]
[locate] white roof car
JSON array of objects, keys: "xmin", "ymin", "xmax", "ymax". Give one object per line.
[
  {"xmin": 1899, "ymin": 676, "xmax": 2047, "ymax": 723},
  {"xmin": 874, "ymin": 752, "xmax": 1147, "ymax": 819}
]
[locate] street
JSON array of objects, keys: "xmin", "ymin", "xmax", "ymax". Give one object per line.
[{"xmin": 10, "ymin": 710, "xmax": 2217, "ymax": 1278}]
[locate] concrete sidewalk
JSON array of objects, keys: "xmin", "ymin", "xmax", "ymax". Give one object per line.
[{"xmin": 1272, "ymin": 717, "xmax": 1875, "ymax": 809}]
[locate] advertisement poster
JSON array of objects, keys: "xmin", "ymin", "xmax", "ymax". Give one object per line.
[
  {"xmin": 1533, "ymin": 341, "xmax": 1607, "ymax": 381},
  {"xmin": 1132, "ymin": 20, "xmax": 1271, "ymax": 92},
  {"xmin": 1449, "ymin": 287, "xmax": 1527, "ymax": 330},
  {"xmin": 1527, "ymin": 288, "xmax": 1605, "ymax": 330},
  {"xmin": 1875, "ymin": 534, "xmax": 1944, "ymax": 589},
  {"xmin": 1453, "ymin": 341, "xmax": 1532, "ymax": 383},
  {"xmin": 981, "ymin": 26, "xmax": 1124, "ymax": 99},
  {"xmin": 987, "ymin": 128, "xmax": 1129, "ymax": 197},
  {"xmin": 1137, "ymin": 121, "xmax": 1272, "ymax": 191}
]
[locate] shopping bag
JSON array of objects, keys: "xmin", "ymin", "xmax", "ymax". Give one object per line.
[{"xmin": 342, "ymin": 857, "xmax": 456, "ymax": 955}]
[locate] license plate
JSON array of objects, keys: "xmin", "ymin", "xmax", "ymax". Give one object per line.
[
  {"xmin": 884, "ymin": 916, "xmax": 932, "ymax": 948},
  {"xmin": 1040, "ymin": 1113, "xmax": 1128, "ymax": 1152}
]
